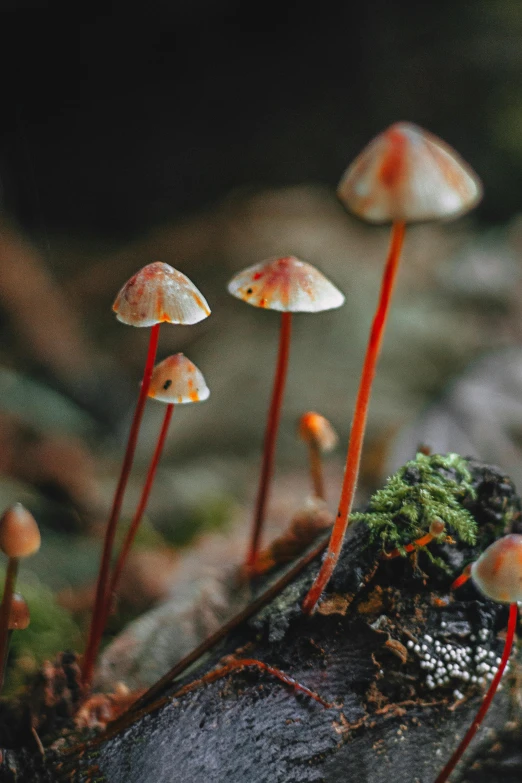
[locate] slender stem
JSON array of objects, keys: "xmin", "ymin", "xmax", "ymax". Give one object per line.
[
  {"xmin": 246, "ymin": 311, "xmax": 292, "ymax": 569},
  {"xmin": 308, "ymin": 441, "xmax": 325, "ymax": 500},
  {"xmin": 0, "ymin": 557, "xmax": 19, "ymax": 692},
  {"xmin": 106, "ymin": 403, "xmax": 174, "ymax": 617},
  {"xmin": 303, "ymin": 221, "xmax": 406, "ymax": 613},
  {"xmin": 434, "ymin": 602, "xmax": 518, "ymax": 783},
  {"xmin": 82, "ymin": 322, "xmax": 161, "ymax": 689},
  {"xmin": 170, "ymin": 657, "xmax": 332, "ymax": 708}
]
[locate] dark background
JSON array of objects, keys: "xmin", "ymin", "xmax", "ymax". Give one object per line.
[{"xmin": 1, "ymin": 0, "xmax": 521, "ymax": 237}]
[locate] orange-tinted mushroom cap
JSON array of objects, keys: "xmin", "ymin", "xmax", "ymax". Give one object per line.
[
  {"xmin": 9, "ymin": 593, "xmax": 30, "ymax": 630},
  {"xmin": 148, "ymin": 353, "xmax": 210, "ymax": 404},
  {"xmin": 113, "ymin": 262, "xmax": 211, "ymax": 327},
  {"xmin": 227, "ymin": 256, "xmax": 345, "ymax": 313},
  {"xmin": 471, "ymin": 534, "xmax": 522, "ymax": 603},
  {"xmin": 298, "ymin": 412, "xmax": 338, "ymax": 452},
  {"xmin": 0, "ymin": 504, "xmax": 41, "ymax": 559},
  {"xmin": 337, "ymin": 122, "xmax": 482, "ymax": 224}
]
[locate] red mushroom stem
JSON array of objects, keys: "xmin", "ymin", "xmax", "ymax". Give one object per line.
[
  {"xmin": 246, "ymin": 311, "xmax": 292, "ymax": 570},
  {"xmin": 82, "ymin": 322, "xmax": 161, "ymax": 689},
  {"xmin": 434, "ymin": 601, "xmax": 518, "ymax": 783},
  {"xmin": 107, "ymin": 402, "xmax": 174, "ymax": 610},
  {"xmin": 303, "ymin": 221, "xmax": 406, "ymax": 613},
  {"xmin": 0, "ymin": 557, "xmax": 19, "ymax": 689}
]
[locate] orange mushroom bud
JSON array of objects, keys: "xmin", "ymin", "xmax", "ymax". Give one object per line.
[
  {"xmin": 471, "ymin": 533, "xmax": 522, "ymax": 604},
  {"xmin": 0, "ymin": 504, "xmax": 41, "ymax": 559},
  {"xmin": 227, "ymin": 255, "xmax": 345, "ymax": 313},
  {"xmin": 8, "ymin": 593, "xmax": 30, "ymax": 631},
  {"xmin": 337, "ymin": 122, "xmax": 482, "ymax": 224},
  {"xmin": 113, "ymin": 262, "xmax": 211, "ymax": 327},
  {"xmin": 148, "ymin": 353, "xmax": 210, "ymax": 404},
  {"xmin": 298, "ymin": 412, "xmax": 338, "ymax": 453}
]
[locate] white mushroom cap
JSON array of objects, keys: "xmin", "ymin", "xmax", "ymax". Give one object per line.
[
  {"xmin": 337, "ymin": 122, "xmax": 482, "ymax": 224},
  {"xmin": 298, "ymin": 412, "xmax": 338, "ymax": 452},
  {"xmin": 227, "ymin": 256, "xmax": 345, "ymax": 313},
  {"xmin": 148, "ymin": 354, "xmax": 210, "ymax": 404},
  {"xmin": 471, "ymin": 534, "xmax": 522, "ymax": 603},
  {"xmin": 113, "ymin": 262, "xmax": 211, "ymax": 327}
]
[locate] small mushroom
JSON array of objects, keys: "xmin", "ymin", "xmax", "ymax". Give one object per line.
[
  {"xmin": 83, "ymin": 263, "xmax": 210, "ymax": 689},
  {"xmin": 107, "ymin": 354, "xmax": 209, "ymax": 612},
  {"xmin": 0, "ymin": 505, "xmax": 39, "ymax": 692},
  {"xmin": 303, "ymin": 124, "xmax": 482, "ymax": 614},
  {"xmin": 0, "ymin": 593, "xmax": 30, "ymax": 690},
  {"xmin": 436, "ymin": 534, "xmax": 521, "ymax": 783},
  {"xmin": 298, "ymin": 412, "xmax": 338, "ymax": 501},
  {"xmin": 227, "ymin": 256, "xmax": 344, "ymax": 570}
]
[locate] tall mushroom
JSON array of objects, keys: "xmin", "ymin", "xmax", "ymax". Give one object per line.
[
  {"xmin": 303, "ymin": 123, "xmax": 482, "ymax": 613},
  {"xmin": 227, "ymin": 255, "xmax": 344, "ymax": 570},
  {"xmin": 435, "ymin": 534, "xmax": 521, "ymax": 783},
  {"xmin": 82, "ymin": 262, "xmax": 210, "ymax": 689},
  {"xmin": 107, "ymin": 353, "xmax": 210, "ymax": 610},
  {"xmin": 0, "ymin": 504, "xmax": 40, "ymax": 691}
]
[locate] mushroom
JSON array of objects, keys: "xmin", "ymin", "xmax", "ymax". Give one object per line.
[
  {"xmin": 435, "ymin": 534, "xmax": 521, "ymax": 783},
  {"xmin": 227, "ymin": 256, "xmax": 344, "ymax": 570},
  {"xmin": 0, "ymin": 592, "xmax": 30, "ymax": 689},
  {"xmin": 82, "ymin": 263, "xmax": 210, "ymax": 689},
  {"xmin": 303, "ymin": 123, "xmax": 482, "ymax": 613},
  {"xmin": 0, "ymin": 504, "xmax": 40, "ymax": 691},
  {"xmin": 107, "ymin": 354, "xmax": 210, "ymax": 608},
  {"xmin": 298, "ymin": 412, "xmax": 338, "ymax": 501}
]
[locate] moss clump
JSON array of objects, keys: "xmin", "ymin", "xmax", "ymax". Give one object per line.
[{"xmin": 351, "ymin": 453, "xmax": 477, "ymax": 563}]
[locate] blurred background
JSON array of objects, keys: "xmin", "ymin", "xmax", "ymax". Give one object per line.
[{"xmin": 2, "ymin": 0, "xmax": 522, "ymax": 687}]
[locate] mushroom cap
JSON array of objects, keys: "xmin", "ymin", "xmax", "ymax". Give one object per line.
[
  {"xmin": 471, "ymin": 534, "xmax": 522, "ymax": 603},
  {"xmin": 227, "ymin": 256, "xmax": 345, "ymax": 313},
  {"xmin": 337, "ymin": 122, "xmax": 482, "ymax": 224},
  {"xmin": 0, "ymin": 504, "xmax": 41, "ymax": 558},
  {"xmin": 148, "ymin": 353, "xmax": 210, "ymax": 404},
  {"xmin": 113, "ymin": 262, "xmax": 211, "ymax": 327},
  {"xmin": 9, "ymin": 593, "xmax": 30, "ymax": 630},
  {"xmin": 298, "ymin": 412, "xmax": 338, "ymax": 452}
]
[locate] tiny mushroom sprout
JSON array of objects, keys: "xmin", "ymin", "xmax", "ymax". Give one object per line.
[
  {"xmin": 303, "ymin": 123, "xmax": 482, "ymax": 614},
  {"xmin": 435, "ymin": 534, "xmax": 522, "ymax": 783},
  {"xmin": 298, "ymin": 412, "xmax": 338, "ymax": 501},
  {"xmin": 0, "ymin": 504, "xmax": 40, "ymax": 692},
  {"xmin": 82, "ymin": 262, "xmax": 210, "ymax": 689},
  {"xmin": 227, "ymin": 256, "xmax": 345, "ymax": 571},
  {"xmin": 107, "ymin": 354, "xmax": 209, "ymax": 614},
  {"xmin": 0, "ymin": 593, "xmax": 30, "ymax": 689}
]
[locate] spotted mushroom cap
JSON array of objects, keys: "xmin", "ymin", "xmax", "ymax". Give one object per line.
[
  {"xmin": 227, "ymin": 256, "xmax": 345, "ymax": 313},
  {"xmin": 148, "ymin": 353, "xmax": 210, "ymax": 404},
  {"xmin": 337, "ymin": 122, "xmax": 482, "ymax": 224},
  {"xmin": 471, "ymin": 534, "xmax": 522, "ymax": 603},
  {"xmin": 113, "ymin": 262, "xmax": 211, "ymax": 327},
  {"xmin": 298, "ymin": 412, "xmax": 338, "ymax": 453}
]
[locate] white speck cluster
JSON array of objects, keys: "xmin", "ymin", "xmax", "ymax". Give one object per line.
[{"xmin": 406, "ymin": 624, "xmax": 511, "ymax": 696}]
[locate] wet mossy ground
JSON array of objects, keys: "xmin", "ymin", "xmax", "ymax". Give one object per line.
[{"xmin": 3, "ymin": 456, "xmax": 522, "ymax": 783}]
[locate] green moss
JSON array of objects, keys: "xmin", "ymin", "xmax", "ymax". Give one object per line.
[
  {"xmin": 1, "ymin": 574, "xmax": 80, "ymax": 694},
  {"xmin": 351, "ymin": 453, "xmax": 477, "ymax": 564}
]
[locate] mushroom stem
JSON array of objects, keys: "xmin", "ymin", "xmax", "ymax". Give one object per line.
[
  {"xmin": 434, "ymin": 601, "xmax": 518, "ymax": 783},
  {"xmin": 303, "ymin": 221, "xmax": 406, "ymax": 613},
  {"xmin": 108, "ymin": 402, "xmax": 174, "ymax": 609},
  {"xmin": 246, "ymin": 311, "xmax": 292, "ymax": 570},
  {"xmin": 381, "ymin": 531, "xmax": 434, "ymax": 560},
  {"xmin": 451, "ymin": 563, "xmax": 472, "ymax": 591},
  {"xmin": 82, "ymin": 322, "xmax": 161, "ymax": 689},
  {"xmin": 0, "ymin": 557, "xmax": 19, "ymax": 691},
  {"xmin": 307, "ymin": 441, "xmax": 325, "ymax": 501}
]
